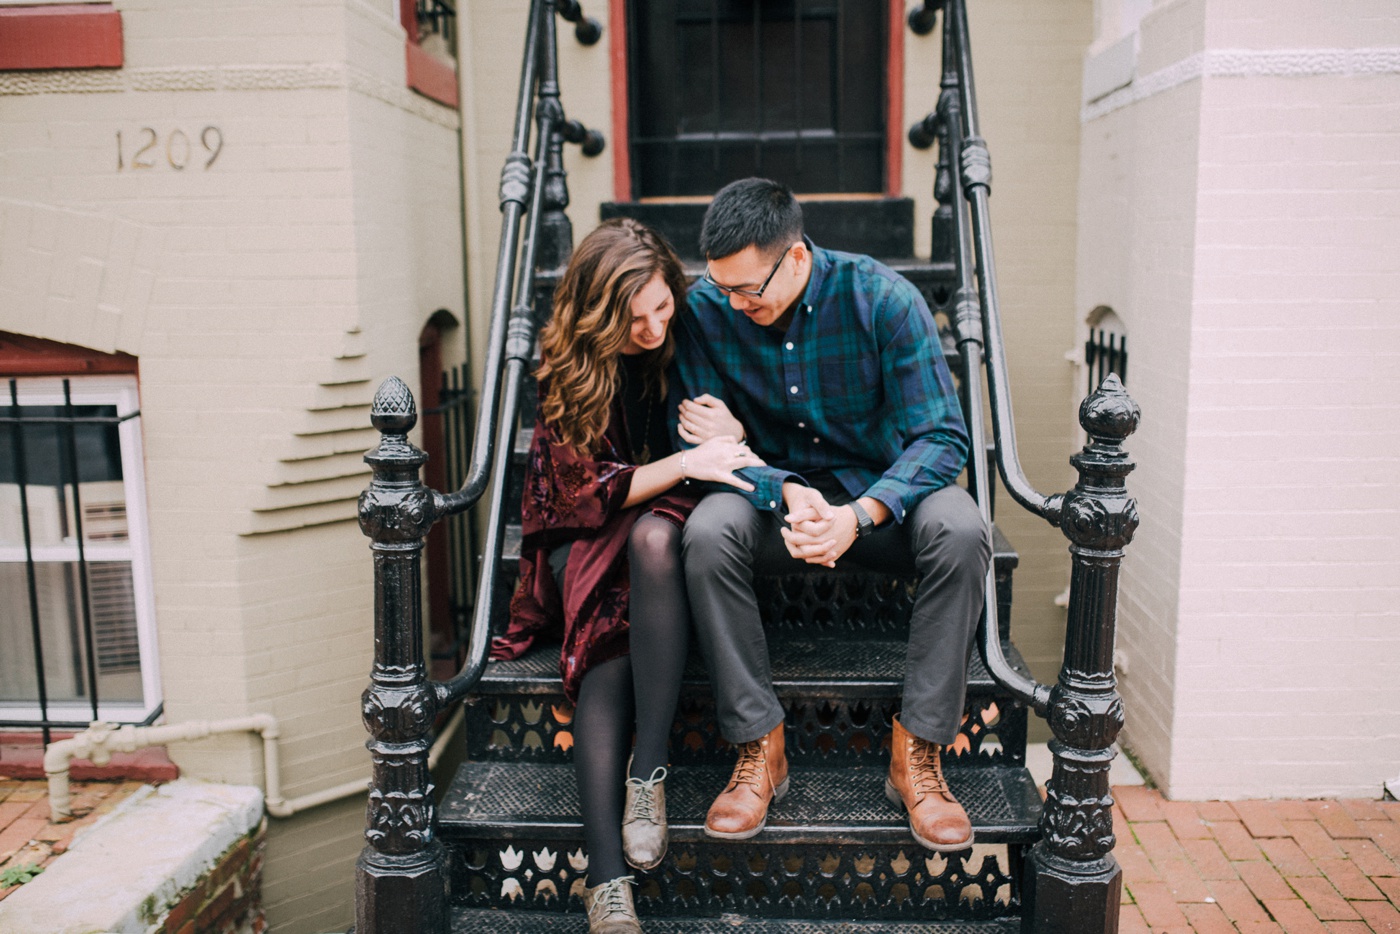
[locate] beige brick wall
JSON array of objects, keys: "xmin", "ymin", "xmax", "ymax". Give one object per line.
[
  {"xmin": 1078, "ymin": 0, "xmax": 1400, "ymax": 798},
  {"xmin": 0, "ymin": 1, "xmax": 465, "ymax": 930}
]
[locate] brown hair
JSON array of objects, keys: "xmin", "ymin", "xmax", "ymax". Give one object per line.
[{"xmin": 537, "ymin": 218, "xmax": 687, "ymax": 453}]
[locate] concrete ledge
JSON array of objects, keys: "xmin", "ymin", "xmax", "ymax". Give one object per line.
[{"xmin": 0, "ymin": 779, "xmax": 263, "ymax": 934}]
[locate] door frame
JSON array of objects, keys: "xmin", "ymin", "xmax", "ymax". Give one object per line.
[{"xmin": 607, "ymin": 0, "xmax": 905, "ymax": 201}]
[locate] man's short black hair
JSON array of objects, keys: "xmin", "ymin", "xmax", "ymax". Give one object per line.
[{"xmin": 700, "ymin": 178, "xmax": 804, "ymax": 261}]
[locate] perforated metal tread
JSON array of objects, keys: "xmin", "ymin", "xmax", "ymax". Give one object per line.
[
  {"xmin": 475, "ymin": 635, "xmax": 1030, "ymax": 699},
  {"xmin": 450, "ymin": 908, "xmax": 1020, "ymax": 933},
  {"xmin": 439, "ymin": 760, "xmax": 1041, "ymax": 845}
]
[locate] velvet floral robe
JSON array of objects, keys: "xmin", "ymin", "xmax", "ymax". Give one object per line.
[{"xmin": 489, "ymin": 375, "xmax": 695, "ymax": 704}]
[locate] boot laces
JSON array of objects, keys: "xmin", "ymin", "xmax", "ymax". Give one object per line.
[
  {"xmin": 625, "ymin": 767, "xmax": 667, "ymax": 822},
  {"xmin": 730, "ymin": 739, "xmax": 768, "ymax": 790},
  {"xmin": 589, "ymin": 875, "xmax": 635, "ymax": 920},
  {"xmin": 909, "ymin": 739, "xmax": 950, "ymax": 797}
]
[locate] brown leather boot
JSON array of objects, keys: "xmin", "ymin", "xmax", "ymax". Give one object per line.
[
  {"xmin": 885, "ymin": 715, "xmax": 974, "ymax": 852},
  {"xmin": 582, "ymin": 875, "xmax": 641, "ymax": 933},
  {"xmin": 703, "ymin": 721, "xmax": 789, "ymax": 839}
]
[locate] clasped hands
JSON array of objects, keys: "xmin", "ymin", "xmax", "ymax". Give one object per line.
[
  {"xmin": 780, "ymin": 483, "xmax": 860, "ymax": 568},
  {"xmin": 676, "ymin": 394, "xmax": 765, "ymax": 492}
]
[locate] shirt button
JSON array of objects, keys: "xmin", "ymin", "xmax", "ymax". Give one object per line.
[
  {"xmin": 769, "ymin": 500, "xmax": 777, "ymax": 509},
  {"xmin": 797, "ymin": 421, "xmax": 805, "ymax": 428},
  {"xmin": 785, "ymin": 342, "xmax": 794, "ymax": 350},
  {"xmin": 790, "ymin": 385, "xmax": 799, "ymax": 394},
  {"xmin": 813, "ymin": 437, "xmax": 821, "ymax": 444}
]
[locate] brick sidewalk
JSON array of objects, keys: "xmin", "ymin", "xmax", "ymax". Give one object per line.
[
  {"xmin": 0, "ymin": 778, "xmax": 144, "ymax": 902},
  {"xmin": 1117, "ymin": 785, "xmax": 1400, "ymax": 933}
]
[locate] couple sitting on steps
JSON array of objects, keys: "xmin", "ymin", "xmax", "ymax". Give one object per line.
[{"xmin": 490, "ymin": 177, "xmax": 992, "ymax": 934}]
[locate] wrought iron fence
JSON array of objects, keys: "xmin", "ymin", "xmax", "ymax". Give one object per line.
[
  {"xmin": 1, "ymin": 378, "xmax": 158, "ymax": 744},
  {"xmin": 425, "ymin": 361, "xmax": 478, "ymax": 663},
  {"xmin": 1085, "ymin": 327, "xmax": 1128, "ymax": 394}
]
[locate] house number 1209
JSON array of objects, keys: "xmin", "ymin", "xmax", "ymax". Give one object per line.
[{"xmin": 117, "ymin": 126, "xmax": 224, "ymax": 171}]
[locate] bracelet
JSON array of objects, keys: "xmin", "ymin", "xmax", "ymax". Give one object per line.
[{"xmin": 680, "ymin": 451, "xmax": 687, "ymax": 480}]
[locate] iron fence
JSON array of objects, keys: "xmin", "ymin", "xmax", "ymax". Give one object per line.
[
  {"xmin": 425, "ymin": 361, "xmax": 478, "ymax": 663},
  {"xmin": 1085, "ymin": 327, "xmax": 1128, "ymax": 393}
]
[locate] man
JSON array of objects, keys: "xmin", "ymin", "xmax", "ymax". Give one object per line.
[{"xmin": 673, "ymin": 178, "xmax": 991, "ymax": 852}]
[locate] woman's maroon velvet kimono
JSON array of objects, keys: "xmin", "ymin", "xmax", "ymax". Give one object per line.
[{"xmin": 489, "ymin": 380, "xmax": 695, "ymax": 704}]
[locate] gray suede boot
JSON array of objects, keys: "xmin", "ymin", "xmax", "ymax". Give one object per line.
[
  {"xmin": 583, "ymin": 875, "xmax": 641, "ymax": 933},
  {"xmin": 622, "ymin": 764, "xmax": 669, "ymax": 870}
]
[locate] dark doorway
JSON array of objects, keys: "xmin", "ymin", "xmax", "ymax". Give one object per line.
[{"xmin": 626, "ymin": 0, "xmax": 888, "ymax": 198}]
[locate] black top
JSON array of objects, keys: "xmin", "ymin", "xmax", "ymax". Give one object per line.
[{"xmin": 620, "ymin": 353, "xmax": 673, "ymax": 466}]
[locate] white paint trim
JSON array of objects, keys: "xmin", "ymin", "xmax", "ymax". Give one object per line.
[
  {"xmin": 1083, "ymin": 47, "xmax": 1400, "ymax": 122},
  {"xmin": 0, "ymin": 63, "xmax": 460, "ymax": 129}
]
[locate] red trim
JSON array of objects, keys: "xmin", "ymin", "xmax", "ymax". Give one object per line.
[
  {"xmin": 406, "ymin": 40, "xmax": 459, "ymax": 108},
  {"xmin": 885, "ymin": 0, "xmax": 904, "ymax": 197},
  {"xmin": 609, "ymin": 0, "xmax": 632, "ymax": 201},
  {"xmin": 400, "ymin": 0, "xmax": 420, "ymax": 43},
  {"xmin": 0, "ymin": 4, "xmax": 123, "ymax": 72},
  {"xmin": 0, "ymin": 331, "xmax": 137, "ymax": 376}
]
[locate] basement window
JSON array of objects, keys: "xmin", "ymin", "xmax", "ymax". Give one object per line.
[{"xmin": 0, "ymin": 374, "xmax": 161, "ymax": 729}]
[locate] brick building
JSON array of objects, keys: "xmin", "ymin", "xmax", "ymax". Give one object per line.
[{"xmin": 1, "ymin": 1, "xmax": 1398, "ymax": 931}]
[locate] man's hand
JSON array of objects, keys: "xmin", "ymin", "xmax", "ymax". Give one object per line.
[{"xmin": 781, "ymin": 484, "xmax": 851, "ymax": 567}]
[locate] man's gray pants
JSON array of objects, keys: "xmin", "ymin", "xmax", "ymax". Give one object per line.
[{"xmin": 681, "ymin": 484, "xmax": 991, "ymax": 747}]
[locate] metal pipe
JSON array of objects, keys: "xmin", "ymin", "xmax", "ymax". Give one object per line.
[{"xmin": 44, "ymin": 707, "xmax": 464, "ymax": 821}]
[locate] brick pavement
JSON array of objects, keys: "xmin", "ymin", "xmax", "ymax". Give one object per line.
[
  {"xmin": 0, "ymin": 778, "xmax": 144, "ymax": 902},
  {"xmin": 1117, "ymin": 786, "xmax": 1400, "ymax": 933}
]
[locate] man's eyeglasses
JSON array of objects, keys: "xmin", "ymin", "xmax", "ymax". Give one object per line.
[{"xmin": 703, "ymin": 248, "xmax": 789, "ymax": 299}]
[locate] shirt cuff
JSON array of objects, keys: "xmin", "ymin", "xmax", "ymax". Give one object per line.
[
  {"xmin": 863, "ymin": 481, "xmax": 908, "ymax": 525},
  {"xmin": 746, "ymin": 467, "xmax": 805, "ymax": 514}
]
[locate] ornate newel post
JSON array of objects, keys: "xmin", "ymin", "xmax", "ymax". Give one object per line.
[
  {"xmin": 355, "ymin": 377, "xmax": 447, "ymax": 934},
  {"xmin": 1024, "ymin": 373, "xmax": 1140, "ymax": 934}
]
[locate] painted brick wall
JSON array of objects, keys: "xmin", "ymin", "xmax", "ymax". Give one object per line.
[
  {"xmin": 1077, "ymin": 0, "xmax": 1400, "ymax": 798},
  {"xmin": 0, "ymin": 1, "xmax": 465, "ymax": 931}
]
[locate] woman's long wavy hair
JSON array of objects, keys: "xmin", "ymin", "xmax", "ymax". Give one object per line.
[{"xmin": 537, "ymin": 218, "xmax": 687, "ymax": 454}]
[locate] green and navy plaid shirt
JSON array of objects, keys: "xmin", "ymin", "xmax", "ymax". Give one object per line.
[{"xmin": 674, "ymin": 241, "xmax": 969, "ymax": 523}]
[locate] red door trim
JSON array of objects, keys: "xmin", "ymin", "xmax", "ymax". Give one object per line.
[
  {"xmin": 885, "ymin": 0, "xmax": 905, "ymax": 197},
  {"xmin": 609, "ymin": 0, "xmax": 632, "ymax": 202}
]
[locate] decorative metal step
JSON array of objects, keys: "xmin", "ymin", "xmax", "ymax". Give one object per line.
[
  {"xmin": 440, "ymin": 760, "xmax": 1038, "ymax": 920},
  {"xmin": 477, "ymin": 634, "xmax": 1029, "ymax": 698},
  {"xmin": 451, "ymin": 907, "xmax": 1022, "ymax": 933},
  {"xmin": 469, "ymin": 632, "xmax": 1030, "ymax": 767}
]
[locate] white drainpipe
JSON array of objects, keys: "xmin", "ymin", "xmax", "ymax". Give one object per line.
[{"xmin": 44, "ymin": 706, "xmax": 464, "ymax": 821}]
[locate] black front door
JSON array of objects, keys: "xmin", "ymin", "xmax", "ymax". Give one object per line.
[{"xmin": 627, "ymin": 0, "xmax": 887, "ymax": 198}]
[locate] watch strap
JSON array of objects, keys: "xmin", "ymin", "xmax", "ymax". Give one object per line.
[{"xmin": 849, "ymin": 500, "xmax": 875, "ymax": 538}]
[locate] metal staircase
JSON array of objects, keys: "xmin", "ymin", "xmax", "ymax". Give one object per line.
[{"xmin": 350, "ymin": 2, "xmax": 1141, "ymax": 932}]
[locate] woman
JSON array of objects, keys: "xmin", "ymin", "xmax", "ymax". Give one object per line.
[{"xmin": 490, "ymin": 218, "xmax": 762, "ymax": 933}]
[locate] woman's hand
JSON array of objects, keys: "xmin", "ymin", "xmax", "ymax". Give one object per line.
[
  {"xmin": 682, "ymin": 435, "xmax": 766, "ymax": 492},
  {"xmin": 679, "ymin": 394, "xmax": 746, "ymax": 445}
]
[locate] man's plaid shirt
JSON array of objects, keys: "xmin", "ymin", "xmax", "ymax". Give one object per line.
[{"xmin": 674, "ymin": 242, "xmax": 969, "ymax": 523}]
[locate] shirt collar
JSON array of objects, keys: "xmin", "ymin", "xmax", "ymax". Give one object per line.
[{"xmin": 800, "ymin": 236, "xmax": 830, "ymax": 311}]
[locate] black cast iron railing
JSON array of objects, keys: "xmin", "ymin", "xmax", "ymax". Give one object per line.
[
  {"xmin": 1, "ymin": 379, "xmax": 158, "ymax": 745},
  {"xmin": 910, "ymin": 1, "xmax": 1141, "ymax": 930},
  {"xmin": 352, "ymin": 2, "xmax": 603, "ymax": 931}
]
